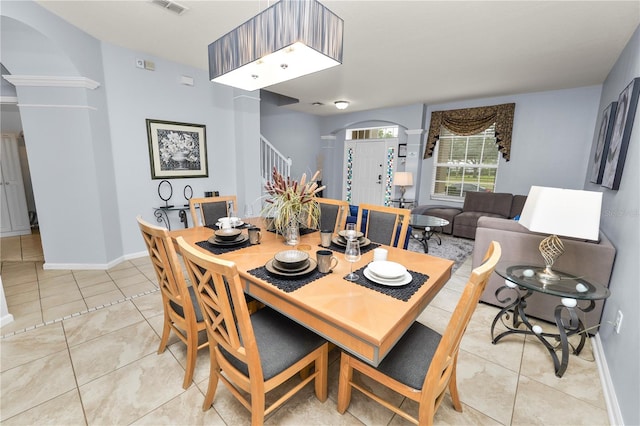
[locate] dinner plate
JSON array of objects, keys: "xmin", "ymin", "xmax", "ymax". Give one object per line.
[
  {"xmin": 367, "ymin": 261, "xmax": 407, "ymax": 279},
  {"xmin": 265, "ymin": 258, "xmax": 317, "ymax": 277},
  {"xmin": 364, "ymin": 267, "xmax": 412, "ymax": 286},
  {"xmin": 207, "ymin": 234, "xmax": 248, "ymax": 247},
  {"xmin": 332, "ymin": 236, "xmax": 371, "ymax": 248},
  {"xmin": 271, "ymin": 258, "xmax": 311, "ymax": 273},
  {"xmin": 215, "ymin": 220, "xmax": 244, "ymax": 228}
]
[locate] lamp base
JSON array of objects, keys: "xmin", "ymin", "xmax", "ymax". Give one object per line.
[{"xmin": 536, "ymin": 266, "xmax": 562, "ymax": 285}]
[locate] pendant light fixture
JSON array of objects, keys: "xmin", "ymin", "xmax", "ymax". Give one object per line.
[{"xmin": 208, "ymin": 0, "xmax": 344, "ymax": 91}]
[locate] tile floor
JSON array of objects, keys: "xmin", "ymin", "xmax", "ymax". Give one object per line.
[{"xmin": 1, "ymin": 233, "xmax": 609, "ymax": 425}]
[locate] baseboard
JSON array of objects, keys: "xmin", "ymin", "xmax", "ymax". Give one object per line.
[
  {"xmin": 1, "ymin": 313, "xmax": 15, "ymax": 327},
  {"xmin": 592, "ymin": 333, "xmax": 624, "ymax": 425},
  {"xmin": 42, "ymin": 251, "xmax": 149, "ymax": 270}
]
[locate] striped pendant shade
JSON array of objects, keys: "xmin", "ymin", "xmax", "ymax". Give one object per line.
[{"xmin": 208, "ymin": 0, "xmax": 343, "ymax": 91}]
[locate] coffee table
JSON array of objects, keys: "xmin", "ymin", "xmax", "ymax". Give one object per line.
[{"xmin": 409, "ymin": 214, "xmax": 450, "ymax": 253}]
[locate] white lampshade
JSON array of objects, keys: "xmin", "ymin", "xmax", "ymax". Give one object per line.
[
  {"xmin": 208, "ymin": 0, "xmax": 343, "ymax": 91},
  {"xmin": 394, "ymin": 172, "xmax": 414, "ymax": 187},
  {"xmin": 519, "ymin": 186, "xmax": 602, "ymax": 241}
]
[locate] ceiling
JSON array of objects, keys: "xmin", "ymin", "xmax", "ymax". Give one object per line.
[{"xmin": 35, "ymin": 1, "xmax": 640, "ymax": 116}]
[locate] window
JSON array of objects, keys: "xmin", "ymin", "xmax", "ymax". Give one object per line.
[
  {"xmin": 431, "ymin": 124, "xmax": 499, "ymax": 200},
  {"xmin": 346, "ymin": 126, "xmax": 398, "ymax": 140}
]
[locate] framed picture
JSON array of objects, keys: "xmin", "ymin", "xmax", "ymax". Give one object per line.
[
  {"xmin": 146, "ymin": 119, "xmax": 208, "ymax": 179},
  {"xmin": 589, "ymin": 102, "xmax": 617, "ymax": 184},
  {"xmin": 398, "ymin": 143, "xmax": 408, "ymax": 158},
  {"xmin": 602, "ymin": 77, "xmax": 640, "ymax": 190}
]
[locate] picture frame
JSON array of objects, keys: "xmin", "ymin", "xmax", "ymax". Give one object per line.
[
  {"xmin": 146, "ymin": 119, "xmax": 208, "ymax": 179},
  {"xmin": 398, "ymin": 143, "xmax": 408, "ymax": 158},
  {"xmin": 589, "ymin": 102, "xmax": 617, "ymax": 184},
  {"xmin": 602, "ymin": 77, "xmax": 640, "ymax": 190}
]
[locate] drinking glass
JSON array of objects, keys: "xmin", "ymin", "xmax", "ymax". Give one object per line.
[
  {"xmin": 345, "ymin": 222, "xmax": 357, "ymax": 240},
  {"xmin": 344, "ymin": 238, "xmax": 361, "ymax": 281},
  {"xmin": 228, "ymin": 201, "xmax": 237, "ymax": 227}
]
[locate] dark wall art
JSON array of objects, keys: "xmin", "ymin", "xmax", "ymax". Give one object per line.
[
  {"xmin": 602, "ymin": 77, "xmax": 639, "ymax": 190},
  {"xmin": 146, "ymin": 119, "xmax": 208, "ymax": 179},
  {"xmin": 590, "ymin": 102, "xmax": 617, "ymax": 184}
]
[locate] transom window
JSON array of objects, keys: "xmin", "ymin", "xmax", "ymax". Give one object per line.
[
  {"xmin": 431, "ymin": 124, "xmax": 499, "ymax": 201},
  {"xmin": 346, "ymin": 126, "xmax": 398, "ymax": 140}
]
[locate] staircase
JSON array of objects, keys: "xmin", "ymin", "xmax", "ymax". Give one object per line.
[{"xmin": 260, "ymin": 135, "xmax": 291, "ymax": 182}]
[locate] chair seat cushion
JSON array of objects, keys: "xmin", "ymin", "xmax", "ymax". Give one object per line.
[
  {"xmin": 169, "ymin": 286, "xmax": 204, "ymax": 322},
  {"xmin": 376, "ymin": 322, "xmax": 441, "ymax": 390},
  {"xmin": 220, "ymin": 307, "xmax": 325, "ymax": 380}
]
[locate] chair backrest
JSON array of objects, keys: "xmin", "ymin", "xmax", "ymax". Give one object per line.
[
  {"xmin": 357, "ymin": 203, "xmax": 411, "ymax": 247},
  {"xmin": 136, "ymin": 216, "xmax": 197, "ymax": 323},
  {"xmin": 176, "ymin": 237, "xmax": 264, "ymax": 381},
  {"xmin": 420, "ymin": 241, "xmax": 501, "ymax": 409},
  {"xmin": 189, "ymin": 196, "xmax": 237, "ymax": 227},
  {"xmin": 316, "ymin": 198, "xmax": 349, "ymax": 234}
]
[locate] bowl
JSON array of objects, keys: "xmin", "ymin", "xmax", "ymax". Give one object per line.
[
  {"xmin": 214, "ymin": 228, "xmax": 242, "ymax": 241},
  {"xmin": 274, "ymin": 250, "xmax": 310, "ymax": 270}
]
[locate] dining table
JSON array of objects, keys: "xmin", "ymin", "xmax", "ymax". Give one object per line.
[{"xmin": 169, "ymin": 218, "xmax": 454, "ymax": 366}]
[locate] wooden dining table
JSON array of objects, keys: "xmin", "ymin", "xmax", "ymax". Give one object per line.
[{"xmin": 169, "ymin": 218, "xmax": 454, "ymax": 366}]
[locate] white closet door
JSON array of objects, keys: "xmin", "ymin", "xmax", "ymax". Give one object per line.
[{"xmin": 1, "ymin": 133, "xmax": 30, "ymax": 236}]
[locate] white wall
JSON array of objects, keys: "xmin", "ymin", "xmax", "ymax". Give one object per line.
[
  {"xmin": 1, "ymin": 1, "xmax": 261, "ymax": 266},
  {"xmin": 418, "ymin": 86, "xmax": 602, "ymax": 204},
  {"xmin": 585, "ymin": 25, "xmax": 640, "ymax": 426},
  {"xmin": 100, "ymin": 42, "xmax": 240, "ymax": 254},
  {"xmin": 261, "ymin": 100, "xmax": 323, "ymax": 180}
]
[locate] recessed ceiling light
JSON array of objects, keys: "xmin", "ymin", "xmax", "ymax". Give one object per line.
[
  {"xmin": 312, "ymin": 102, "xmax": 324, "ymax": 106},
  {"xmin": 334, "ymin": 100, "xmax": 349, "ymax": 110}
]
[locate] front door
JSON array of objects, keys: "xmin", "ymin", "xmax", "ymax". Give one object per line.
[{"xmin": 343, "ymin": 139, "xmax": 398, "ymax": 206}]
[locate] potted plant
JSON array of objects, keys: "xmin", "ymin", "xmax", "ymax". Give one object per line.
[{"xmin": 262, "ymin": 168, "xmax": 325, "ymax": 244}]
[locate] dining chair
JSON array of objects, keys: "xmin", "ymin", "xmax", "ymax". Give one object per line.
[
  {"xmin": 176, "ymin": 237, "xmax": 329, "ymax": 425},
  {"xmin": 136, "ymin": 216, "xmax": 207, "ymax": 389},
  {"xmin": 337, "ymin": 241, "xmax": 502, "ymax": 425},
  {"xmin": 189, "ymin": 195, "xmax": 237, "ymax": 227},
  {"xmin": 315, "ymin": 197, "xmax": 349, "ymax": 234},
  {"xmin": 357, "ymin": 203, "xmax": 411, "ymax": 247}
]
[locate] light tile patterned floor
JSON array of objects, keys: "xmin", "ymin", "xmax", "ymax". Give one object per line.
[{"xmin": 1, "ymin": 233, "xmax": 609, "ymax": 425}]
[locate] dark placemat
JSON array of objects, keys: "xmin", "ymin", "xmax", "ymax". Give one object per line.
[
  {"xmin": 266, "ymin": 227, "xmax": 318, "ymax": 236},
  {"xmin": 345, "ymin": 265, "xmax": 430, "ymax": 302},
  {"xmin": 205, "ymin": 222, "xmax": 251, "ymax": 230},
  {"xmin": 322, "ymin": 241, "xmax": 381, "ymax": 255},
  {"xmin": 247, "ymin": 265, "xmax": 326, "ymax": 293},
  {"xmin": 196, "ymin": 240, "xmax": 251, "ymax": 255}
]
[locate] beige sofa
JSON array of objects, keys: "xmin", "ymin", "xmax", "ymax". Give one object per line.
[{"xmin": 473, "ymin": 216, "xmax": 616, "ymax": 331}]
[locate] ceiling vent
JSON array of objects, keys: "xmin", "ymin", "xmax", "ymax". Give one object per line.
[{"xmin": 151, "ymin": 0, "xmax": 188, "ymax": 15}]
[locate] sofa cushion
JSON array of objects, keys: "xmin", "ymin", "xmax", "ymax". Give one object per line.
[
  {"xmin": 462, "ymin": 192, "xmax": 512, "ymax": 217},
  {"xmin": 509, "ymin": 195, "xmax": 527, "ymax": 219}
]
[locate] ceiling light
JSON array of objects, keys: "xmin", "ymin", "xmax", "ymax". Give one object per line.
[
  {"xmin": 312, "ymin": 102, "xmax": 324, "ymax": 106},
  {"xmin": 334, "ymin": 100, "xmax": 349, "ymax": 110},
  {"xmin": 208, "ymin": 0, "xmax": 344, "ymax": 92}
]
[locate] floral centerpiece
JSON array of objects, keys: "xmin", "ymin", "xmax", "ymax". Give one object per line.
[
  {"xmin": 262, "ymin": 167, "xmax": 325, "ymax": 236},
  {"xmin": 159, "ymin": 131, "xmax": 198, "ymax": 166}
]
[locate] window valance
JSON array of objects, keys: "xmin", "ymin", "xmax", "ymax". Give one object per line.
[{"xmin": 424, "ymin": 103, "xmax": 515, "ymax": 161}]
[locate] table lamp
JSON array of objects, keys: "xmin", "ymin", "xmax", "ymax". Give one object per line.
[
  {"xmin": 518, "ymin": 186, "xmax": 602, "ymax": 283},
  {"xmin": 394, "ymin": 172, "xmax": 413, "ymax": 204}
]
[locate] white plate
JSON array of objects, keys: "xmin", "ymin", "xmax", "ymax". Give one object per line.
[
  {"xmin": 364, "ymin": 267, "xmax": 412, "ymax": 286},
  {"xmin": 367, "ymin": 261, "xmax": 407, "ymax": 279}
]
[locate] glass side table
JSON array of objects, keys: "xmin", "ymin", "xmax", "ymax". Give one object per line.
[
  {"xmin": 409, "ymin": 214, "xmax": 450, "ymax": 253},
  {"xmin": 491, "ymin": 262, "xmax": 610, "ymax": 378}
]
